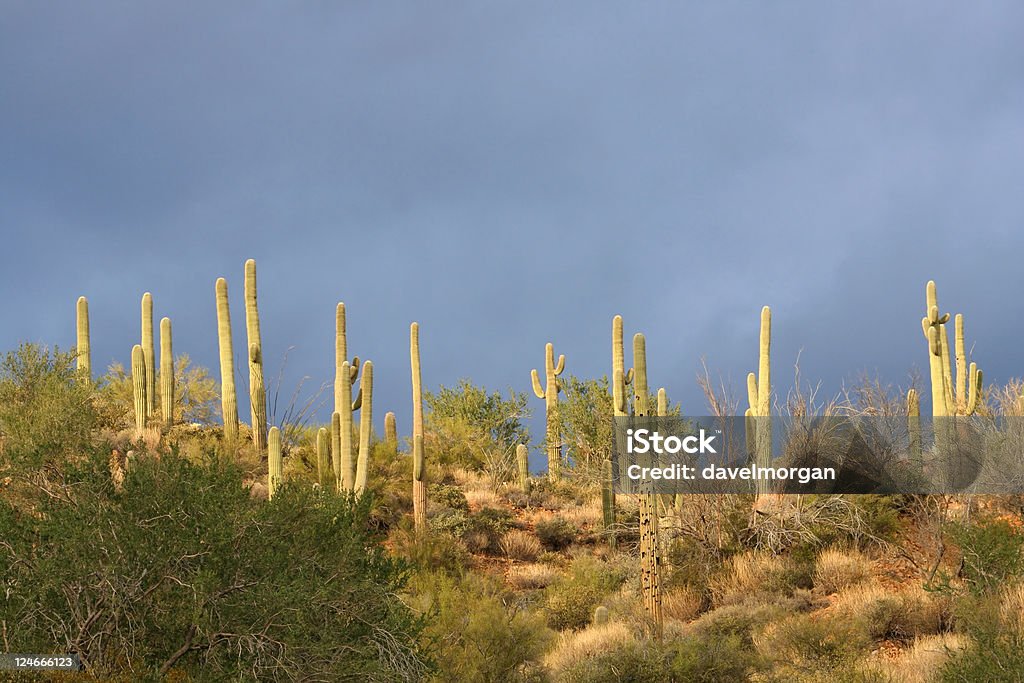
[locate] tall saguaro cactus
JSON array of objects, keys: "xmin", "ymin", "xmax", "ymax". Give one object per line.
[
  {"xmin": 531, "ymin": 342, "xmax": 566, "ymax": 481},
  {"xmin": 331, "ymin": 411, "xmax": 342, "ymax": 489},
  {"xmin": 245, "ymin": 259, "xmax": 267, "ymax": 455},
  {"xmin": 76, "ymin": 296, "xmax": 91, "ymax": 380},
  {"xmin": 334, "ymin": 303, "xmax": 360, "ymax": 416},
  {"xmin": 385, "ymin": 412, "xmax": 398, "ymax": 449},
  {"xmin": 316, "ymin": 427, "xmax": 330, "ymax": 489},
  {"xmin": 160, "ymin": 317, "xmax": 174, "ymax": 428},
  {"xmin": 632, "ymin": 332, "xmax": 662, "ymax": 636},
  {"xmin": 267, "ymin": 426, "xmax": 282, "ymax": 500},
  {"xmin": 921, "ymin": 281, "xmax": 983, "ymax": 417},
  {"xmin": 355, "ymin": 360, "xmax": 374, "ymax": 495},
  {"xmin": 907, "ymin": 389, "xmax": 922, "ymax": 460},
  {"xmin": 131, "ymin": 344, "xmax": 147, "ymax": 437},
  {"xmin": 746, "ymin": 306, "xmax": 773, "ymax": 499},
  {"xmin": 411, "ymin": 322, "xmax": 427, "ymax": 533},
  {"xmin": 516, "ymin": 444, "xmax": 530, "ymax": 493},
  {"xmin": 141, "ymin": 293, "xmax": 156, "ymax": 419},
  {"xmin": 612, "ymin": 316, "xmax": 634, "ymax": 417},
  {"xmin": 215, "ymin": 278, "xmax": 239, "ymax": 443}
]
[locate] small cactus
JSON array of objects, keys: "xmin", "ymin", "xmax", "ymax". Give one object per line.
[
  {"xmin": 354, "ymin": 360, "xmax": 373, "ymax": 495},
  {"xmin": 131, "ymin": 344, "xmax": 146, "ymax": 437},
  {"xmin": 160, "ymin": 317, "xmax": 174, "ymax": 428},
  {"xmin": 244, "ymin": 259, "xmax": 268, "ymax": 455},
  {"xmin": 384, "ymin": 412, "xmax": 398, "ymax": 449},
  {"xmin": 141, "ymin": 293, "xmax": 156, "ymax": 419},
  {"xmin": 215, "ymin": 278, "xmax": 238, "ymax": 443},
  {"xmin": 76, "ymin": 296, "xmax": 90, "ymax": 381},
  {"xmin": 411, "ymin": 322, "xmax": 427, "ymax": 532},
  {"xmin": 316, "ymin": 427, "xmax": 330, "ymax": 489},
  {"xmin": 531, "ymin": 342, "xmax": 566, "ymax": 480},
  {"xmin": 593, "ymin": 605, "xmax": 609, "ymax": 626},
  {"xmin": 516, "ymin": 444, "xmax": 530, "ymax": 493},
  {"xmin": 267, "ymin": 426, "xmax": 282, "ymax": 499},
  {"xmin": 331, "ymin": 411, "xmax": 342, "ymax": 491}
]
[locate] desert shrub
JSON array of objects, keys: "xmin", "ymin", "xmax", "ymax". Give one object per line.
[
  {"xmin": 0, "ymin": 448, "xmax": 428, "ymax": 680},
  {"xmin": 544, "ymin": 622, "xmax": 636, "ymax": 677},
  {"xmin": 410, "ymin": 571, "xmax": 551, "ymax": 683},
  {"xmin": 429, "ymin": 505, "xmax": 513, "ymax": 554},
  {"xmin": 536, "ymin": 516, "xmax": 578, "ymax": 550},
  {"xmin": 754, "ymin": 613, "xmax": 870, "ymax": 672},
  {"xmin": 663, "ymin": 632, "xmax": 761, "ymax": 682},
  {"xmin": 665, "ymin": 535, "xmax": 726, "ymax": 594},
  {"xmin": 711, "ymin": 551, "xmax": 811, "ymax": 606},
  {"xmin": 948, "ymin": 516, "xmax": 1024, "ymax": 594},
  {"xmin": 502, "ymin": 529, "xmax": 543, "ymax": 561},
  {"xmin": 391, "ymin": 526, "xmax": 472, "ymax": 576},
  {"xmin": 0, "ymin": 343, "xmax": 98, "ymax": 470},
  {"xmin": 661, "ymin": 585, "xmax": 704, "ymax": 622},
  {"xmin": 814, "ymin": 547, "xmax": 872, "ymax": 594},
  {"xmin": 833, "ymin": 583, "xmax": 947, "ymax": 642},
  {"xmin": 544, "ymin": 557, "xmax": 628, "ymax": 631},
  {"xmin": 430, "ymin": 506, "xmax": 471, "ymax": 537},
  {"xmin": 863, "ymin": 633, "xmax": 967, "ymax": 683},
  {"xmin": 939, "ymin": 583, "xmax": 1024, "ymax": 682},
  {"xmin": 508, "ymin": 563, "xmax": 560, "ymax": 590},
  {"xmin": 688, "ymin": 600, "xmax": 787, "ymax": 647},
  {"xmin": 430, "ymin": 483, "xmax": 470, "ymax": 513}
]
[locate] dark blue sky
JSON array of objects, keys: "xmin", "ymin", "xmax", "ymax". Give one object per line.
[{"xmin": 2, "ymin": 3, "xmax": 1023, "ymax": 452}]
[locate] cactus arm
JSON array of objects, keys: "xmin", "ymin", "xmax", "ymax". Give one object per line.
[
  {"xmin": 554, "ymin": 354, "xmax": 566, "ymax": 376},
  {"xmin": 632, "ymin": 333, "xmax": 648, "ymax": 416},
  {"xmin": 331, "ymin": 411, "xmax": 342, "ymax": 491},
  {"xmin": 316, "ymin": 427, "xmax": 330, "ymax": 489},
  {"xmin": 613, "ymin": 368, "xmax": 626, "ymax": 415},
  {"xmin": 954, "ymin": 314, "xmax": 966, "ymax": 411},
  {"xmin": 354, "ymin": 360, "xmax": 373, "ymax": 495},
  {"xmin": 531, "ymin": 369, "xmax": 545, "ymax": 399},
  {"xmin": 657, "ymin": 388, "xmax": 667, "ymax": 416},
  {"xmin": 966, "ymin": 364, "xmax": 982, "ymax": 415},
  {"xmin": 746, "ymin": 373, "xmax": 758, "ymax": 415},
  {"xmin": 351, "ymin": 387, "xmax": 363, "ymax": 411},
  {"xmin": 339, "ymin": 360, "xmax": 354, "ymax": 492}
]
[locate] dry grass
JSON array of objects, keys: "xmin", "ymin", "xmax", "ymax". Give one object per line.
[
  {"xmin": 814, "ymin": 547, "xmax": 872, "ymax": 594},
  {"xmin": 661, "ymin": 586, "xmax": 704, "ymax": 623},
  {"xmin": 500, "ymin": 530, "xmax": 542, "ymax": 562},
  {"xmin": 710, "ymin": 552, "xmax": 786, "ymax": 606},
  {"xmin": 507, "ymin": 563, "xmax": 559, "ymax": 590},
  {"xmin": 999, "ymin": 582, "xmax": 1024, "ymax": 635},
  {"xmin": 543, "ymin": 622, "xmax": 635, "ymax": 675},
  {"xmin": 862, "ymin": 633, "xmax": 969, "ymax": 683},
  {"xmin": 555, "ymin": 498, "xmax": 603, "ymax": 529},
  {"xmin": 464, "ymin": 488, "xmax": 500, "ymax": 510},
  {"xmin": 831, "ymin": 582, "xmax": 947, "ymax": 642}
]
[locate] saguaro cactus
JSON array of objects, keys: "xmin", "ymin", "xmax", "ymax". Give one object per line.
[
  {"xmin": 531, "ymin": 342, "xmax": 566, "ymax": 480},
  {"xmin": 141, "ymin": 293, "xmax": 156, "ymax": 419},
  {"xmin": 331, "ymin": 411, "xmax": 342, "ymax": 490},
  {"xmin": 131, "ymin": 344, "xmax": 147, "ymax": 436},
  {"xmin": 907, "ymin": 389, "xmax": 921, "ymax": 460},
  {"xmin": 385, "ymin": 412, "xmax": 398, "ymax": 449},
  {"xmin": 339, "ymin": 361, "xmax": 355, "ymax": 492},
  {"xmin": 76, "ymin": 296, "xmax": 91, "ymax": 380},
  {"xmin": 245, "ymin": 259, "xmax": 267, "ymax": 455},
  {"xmin": 921, "ymin": 282, "xmax": 983, "ymax": 417},
  {"xmin": 411, "ymin": 322, "xmax": 427, "ymax": 533},
  {"xmin": 593, "ymin": 606, "xmax": 609, "ymax": 626},
  {"xmin": 355, "ymin": 360, "xmax": 374, "ymax": 495},
  {"xmin": 746, "ymin": 306, "xmax": 773, "ymax": 499},
  {"xmin": 215, "ymin": 278, "xmax": 239, "ymax": 443},
  {"xmin": 334, "ymin": 303, "xmax": 360, "ymax": 416},
  {"xmin": 160, "ymin": 317, "xmax": 174, "ymax": 428},
  {"xmin": 612, "ymin": 316, "xmax": 634, "ymax": 417},
  {"xmin": 267, "ymin": 426, "xmax": 282, "ymax": 500},
  {"xmin": 633, "ymin": 332, "xmax": 663, "ymax": 636},
  {"xmin": 316, "ymin": 427, "xmax": 330, "ymax": 489},
  {"xmin": 516, "ymin": 444, "xmax": 530, "ymax": 493}
]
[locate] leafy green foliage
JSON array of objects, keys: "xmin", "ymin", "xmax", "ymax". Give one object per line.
[
  {"xmin": 0, "ymin": 343, "xmax": 97, "ymax": 469},
  {"xmin": 0, "ymin": 448, "xmax": 429, "ymax": 681},
  {"xmin": 97, "ymin": 353, "xmax": 218, "ymax": 429},
  {"xmin": 535, "ymin": 516, "xmax": 579, "ymax": 551},
  {"xmin": 949, "ymin": 516, "xmax": 1024, "ymax": 594},
  {"xmin": 544, "ymin": 557, "xmax": 628, "ymax": 631}
]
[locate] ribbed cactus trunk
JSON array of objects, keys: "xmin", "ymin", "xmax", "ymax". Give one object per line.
[
  {"xmin": 633, "ymin": 332, "xmax": 662, "ymax": 636},
  {"xmin": 531, "ymin": 342, "xmax": 565, "ymax": 481},
  {"xmin": 267, "ymin": 426, "xmax": 282, "ymax": 500},
  {"xmin": 244, "ymin": 259, "xmax": 267, "ymax": 456},
  {"xmin": 339, "ymin": 361, "xmax": 355, "ymax": 492},
  {"xmin": 316, "ymin": 427, "xmax": 330, "ymax": 489},
  {"xmin": 746, "ymin": 307, "xmax": 772, "ymax": 501},
  {"xmin": 330, "ymin": 411, "xmax": 342, "ymax": 491},
  {"xmin": 608, "ymin": 316, "xmax": 633, "ymax": 546},
  {"xmin": 160, "ymin": 317, "xmax": 174, "ymax": 428},
  {"xmin": 215, "ymin": 278, "xmax": 238, "ymax": 443},
  {"xmin": 907, "ymin": 389, "xmax": 921, "ymax": 461},
  {"xmin": 384, "ymin": 412, "xmax": 397, "ymax": 449},
  {"xmin": 516, "ymin": 444, "xmax": 530, "ymax": 493},
  {"xmin": 411, "ymin": 322, "xmax": 427, "ymax": 533},
  {"xmin": 334, "ymin": 303, "xmax": 360, "ymax": 416},
  {"xmin": 354, "ymin": 360, "xmax": 373, "ymax": 495},
  {"xmin": 131, "ymin": 344, "xmax": 147, "ymax": 437},
  {"xmin": 141, "ymin": 293, "xmax": 156, "ymax": 420},
  {"xmin": 76, "ymin": 296, "xmax": 91, "ymax": 381},
  {"xmin": 601, "ymin": 457, "xmax": 615, "ymax": 547}
]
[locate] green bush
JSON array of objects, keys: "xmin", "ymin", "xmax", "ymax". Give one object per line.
[
  {"xmin": 545, "ymin": 557, "xmax": 628, "ymax": 631},
  {"xmin": 410, "ymin": 571, "xmax": 551, "ymax": 682},
  {"xmin": 949, "ymin": 516, "xmax": 1024, "ymax": 594},
  {"xmin": 536, "ymin": 516, "xmax": 578, "ymax": 550},
  {"xmin": 0, "ymin": 343, "xmax": 97, "ymax": 470},
  {"xmin": 430, "ymin": 483, "xmax": 470, "ymax": 513},
  {"xmin": 0, "ymin": 448, "xmax": 429, "ymax": 680}
]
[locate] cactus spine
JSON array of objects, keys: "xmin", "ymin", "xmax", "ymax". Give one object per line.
[
  {"xmin": 331, "ymin": 411, "xmax": 342, "ymax": 490},
  {"xmin": 531, "ymin": 342, "xmax": 566, "ymax": 481},
  {"xmin": 411, "ymin": 322, "xmax": 427, "ymax": 533},
  {"xmin": 921, "ymin": 282, "xmax": 982, "ymax": 417},
  {"xmin": 746, "ymin": 306, "xmax": 773, "ymax": 498},
  {"xmin": 76, "ymin": 296, "xmax": 91, "ymax": 380},
  {"xmin": 141, "ymin": 293, "xmax": 156, "ymax": 420},
  {"xmin": 516, "ymin": 444, "xmax": 530, "ymax": 493},
  {"xmin": 131, "ymin": 344, "xmax": 147, "ymax": 436},
  {"xmin": 385, "ymin": 412, "xmax": 397, "ymax": 449},
  {"xmin": 215, "ymin": 278, "xmax": 238, "ymax": 443},
  {"xmin": 244, "ymin": 259, "xmax": 267, "ymax": 455},
  {"xmin": 160, "ymin": 317, "xmax": 174, "ymax": 428},
  {"xmin": 316, "ymin": 427, "xmax": 330, "ymax": 489},
  {"xmin": 633, "ymin": 332, "xmax": 662, "ymax": 636},
  {"xmin": 354, "ymin": 360, "xmax": 373, "ymax": 495},
  {"xmin": 267, "ymin": 426, "xmax": 282, "ymax": 499}
]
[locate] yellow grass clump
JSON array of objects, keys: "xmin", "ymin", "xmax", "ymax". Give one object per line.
[
  {"xmin": 543, "ymin": 622, "xmax": 635, "ymax": 675},
  {"xmin": 507, "ymin": 563, "xmax": 560, "ymax": 590},
  {"xmin": 814, "ymin": 546, "xmax": 872, "ymax": 594},
  {"xmin": 501, "ymin": 529, "xmax": 543, "ymax": 562}
]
